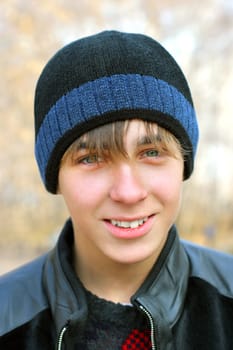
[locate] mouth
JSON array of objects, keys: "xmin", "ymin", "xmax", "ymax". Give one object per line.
[
  {"xmin": 104, "ymin": 215, "xmax": 155, "ymax": 239},
  {"xmin": 107, "ymin": 216, "xmax": 150, "ymax": 229}
]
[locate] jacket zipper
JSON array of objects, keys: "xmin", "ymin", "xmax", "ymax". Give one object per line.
[
  {"xmin": 139, "ymin": 304, "xmax": 158, "ymax": 350},
  {"xmin": 57, "ymin": 325, "xmax": 68, "ymax": 350}
]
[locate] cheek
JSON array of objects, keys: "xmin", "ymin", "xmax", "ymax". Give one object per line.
[
  {"xmin": 149, "ymin": 167, "xmax": 183, "ymax": 206},
  {"xmin": 162, "ymin": 177, "xmax": 182, "ymax": 202},
  {"xmin": 59, "ymin": 171, "xmax": 109, "ymax": 208}
]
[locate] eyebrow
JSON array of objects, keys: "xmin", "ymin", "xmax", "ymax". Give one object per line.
[{"xmin": 136, "ymin": 134, "xmax": 161, "ymax": 147}]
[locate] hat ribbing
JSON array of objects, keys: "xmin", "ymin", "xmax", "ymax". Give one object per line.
[{"xmin": 34, "ymin": 30, "xmax": 199, "ymax": 193}]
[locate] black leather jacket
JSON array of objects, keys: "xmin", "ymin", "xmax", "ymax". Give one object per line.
[{"xmin": 0, "ymin": 220, "xmax": 233, "ymax": 349}]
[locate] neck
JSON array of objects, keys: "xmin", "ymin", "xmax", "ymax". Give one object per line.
[{"xmin": 73, "ymin": 248, "xmax": 156, "ymax": 304}]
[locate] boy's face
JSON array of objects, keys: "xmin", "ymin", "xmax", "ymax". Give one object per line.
[{"xmin": 58, "ymin": 120, "xmax": 183, "ymax": 268}]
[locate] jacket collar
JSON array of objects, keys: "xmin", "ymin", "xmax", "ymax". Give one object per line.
[
  {"xmin": 132, "ymin": 226, "xmax": 189, "ymax": 325},
  {"xmin": 132, "ymin": 226, "xmax": 190, "ymax": 348},
  {"xmin": 43, "ymin": 220, "xmax": 88, "ymax": 336}
]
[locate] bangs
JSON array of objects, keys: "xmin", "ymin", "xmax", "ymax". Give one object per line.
[
  {"xmin": 76, "ymin": 121, "xmax": 129, "ymax": 158},
  {"xmin": 61, "ymin": 120, "xmax": 186, "ymax": 164}
]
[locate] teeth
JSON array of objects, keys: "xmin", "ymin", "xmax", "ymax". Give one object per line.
[{"xmin": 110, "ymin": 218, "xmax": 147, "ymax": 228}]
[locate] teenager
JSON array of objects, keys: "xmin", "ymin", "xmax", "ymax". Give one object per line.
[{"xmin": 0, "ymin": 30, "xmax": 232, "ymax": 350}]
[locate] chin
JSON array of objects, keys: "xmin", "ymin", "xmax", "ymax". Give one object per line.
[{"xmin": 110, "ymin": 248, "xmax": 158, "ymax": 266}]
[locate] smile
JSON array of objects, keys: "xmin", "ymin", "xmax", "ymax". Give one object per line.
[{"xmin": 110, "ymin": 217, "xmax": 148, "ymax": 229}]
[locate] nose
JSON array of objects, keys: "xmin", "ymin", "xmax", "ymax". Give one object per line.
[{"xmin": 109, "ymin": 163, "xmax": 147, "ymax": 204}]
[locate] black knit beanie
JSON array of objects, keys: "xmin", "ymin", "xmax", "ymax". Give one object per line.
[{"xmin": 34, "ymin": 30, "xmax": 199, "ymax": 193}]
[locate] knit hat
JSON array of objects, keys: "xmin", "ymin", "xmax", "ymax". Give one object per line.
[{"xmin": 34, "ymin": 30, "xmax": 199, "ymax": 193}]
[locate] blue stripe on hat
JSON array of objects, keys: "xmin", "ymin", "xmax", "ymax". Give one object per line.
[{"xmin": 35, "ymin": 74, "xmax": 198, "ymax": 183}]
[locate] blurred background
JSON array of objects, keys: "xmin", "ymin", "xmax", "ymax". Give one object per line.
[{"xmin": 1, "ymin": 0, "xmax": 232, "ymax": 273}]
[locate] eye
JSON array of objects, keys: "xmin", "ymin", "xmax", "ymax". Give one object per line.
[
  {"xmin": 142, "ymin": 149, "xmax": 160, "ymax": 158},
  {"xmin": 77, "ymin": 154, "xmax": 102, "ymax": 165}
]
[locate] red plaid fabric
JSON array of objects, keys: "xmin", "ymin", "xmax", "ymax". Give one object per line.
[{"xmin": 122, "ymin": 329, "xmax": 152, "ymax": 349}]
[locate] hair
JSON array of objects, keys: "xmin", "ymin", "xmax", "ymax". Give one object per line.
[{"xmin": 60, "ymin": 120, "xmax": 189, "ymax": 167}]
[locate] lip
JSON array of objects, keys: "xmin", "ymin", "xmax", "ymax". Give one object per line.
[{"xmin": 103, "ymin": 214, "xmax": 155, "ymax": 239}]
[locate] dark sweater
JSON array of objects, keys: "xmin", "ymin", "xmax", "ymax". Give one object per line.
[{"xmin": 73, "ymin": 288, "xmax": 152, "ymax": 349}]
